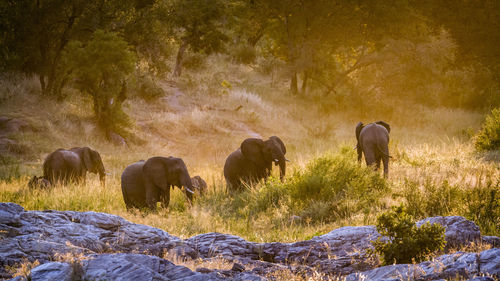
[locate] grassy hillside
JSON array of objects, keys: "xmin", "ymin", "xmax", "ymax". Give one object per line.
[{"xmin": 0, "ymin": 56, "xmax": 499, "ymax": 242}]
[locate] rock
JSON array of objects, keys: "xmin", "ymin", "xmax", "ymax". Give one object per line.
[
  {"xmin": 0, "ymin": 202, "xmax": 23, "ymax": 225},
  {"xmin": 231, "ymin": 263, "xmax": 245, "ymax": 272},
  {"xmin": 1, "ymin": 202, "xmax": 496, "ymax": 280},
  {"xmin": 30, "ymin": 262, "xmax": 73, "ymax": 281},
  {"xmin": 346, "ymin": 249, "xmax": 500, "ymax": 281},
  {"xmin": 479, "ymin": 248, "xmax": 500, "ymax": 277},
  {"xmin": 416, "ymin": 216, "xmax": 481, "ymax": 249},
  {"xmin": 482, "ymin": 236, "xmax": 500, "ymax": 248}
]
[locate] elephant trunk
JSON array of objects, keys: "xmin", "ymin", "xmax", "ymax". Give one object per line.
[
  {"xmin": 181, "ymin": 176, "xmax": 194, "ymax": 203},
  {"xmin": 99, "ymin": 171, "xmax": 106, "ymax": 187},
  {"xmin": 278, "ymin": 156, "xmax": 286, "ymax": 182}
]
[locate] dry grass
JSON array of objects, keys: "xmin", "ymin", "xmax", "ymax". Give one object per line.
[{"xmin": 0, "ymin": 59, "xmax": 499, "ymax": 244}]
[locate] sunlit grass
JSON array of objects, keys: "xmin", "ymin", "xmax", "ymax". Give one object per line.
[{"xmin": 0, "ymin": 72, "xmax": 499, "ymax": 242}]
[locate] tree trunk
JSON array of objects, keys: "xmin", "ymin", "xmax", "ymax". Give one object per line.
[
  {"xmin": 301, "ymin": 71, "xmax": 308, "ymax": 95},
  {"xmin": 290, "ymin": 71, "xmax": 298, "ymax": 95},
  {"xmin": 173, "ymin": 41, "xmax": 188, "ymax": 77}
]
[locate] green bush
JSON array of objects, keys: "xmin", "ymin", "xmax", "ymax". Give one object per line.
[
  {"xmin": 65, "ymin": 30, "xmax": 136, "ymax": 138},
  {"xmin": 371, "ymin": 205, "xmax": 446, "ymax": 265},
  {"xmin": 463, "ymin": 179, "xmax": 500, "ymax": 235},
  {"xmin": 287, "ymin": 148, "xmax": 389, "ymax": 222},
  {"xmin": 401, "ymin": 179, "xmax": 461, "ymax": 218},
  {"xmin": 474, "ymin": 108, "xmax": 500, "ymax": 151}
]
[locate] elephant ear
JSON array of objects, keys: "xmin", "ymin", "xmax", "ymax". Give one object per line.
[
  {"xmin": 143, "ymin": 157, "xmax": 169, "ymax": 190},
  {"xmin": 355, "ymin": 122, "xmax": 364, "ymax": 142},
  {"xmin": 81, "ymin": 147, "xmax": 94, "ymax": 172},
  {"xmin": 241, "ymin": 138, "xmax": 265, "ymax": 165},
  {"xmin": 269, "ymin": 136, "xmax": 286, "ymax": 155},
  {"xmin": 375, "ymin": 120, "xmax": 391, "ymax": 133}
]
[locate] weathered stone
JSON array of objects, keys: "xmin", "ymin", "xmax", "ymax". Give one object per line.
[
  {"xmin": 30, "ymin": 262, "xmax": 73, "ymax": 281},
  {"xmin": 416, "ymin": 216, "xmax": 481, "ymax": 249},
  {"xmin": 479, "ymin": 248, "xmax": 500, "ymax": 277},
  {"xmin": 0, "ymin": 202, "xmax": 23, "ymax": 225},
  {"xmin": 482, "ymin": 236, "xmax": 500, "ymax": 248},
  {"xmin": 1, "ymin": 202, "xmax": 496, "ymax": 281}
]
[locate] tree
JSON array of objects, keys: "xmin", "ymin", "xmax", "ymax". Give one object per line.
[
  {"xmin": 65, "ymin": 30, "xmax": 136, "ymax": 138},
  {"xmin": 169, "ymin": 0, "xmax": 228, "ymax": 77},
  {"xmin": 254, "ymin": 0, "xmax": 417, "ymax": 95},
  {"xmin": 0, "ymin": 0, "xmax": 89, "ymax": 97},
  {"xmin": 415, "ymin": 0, "xmax": 500, "ymax": 108}
]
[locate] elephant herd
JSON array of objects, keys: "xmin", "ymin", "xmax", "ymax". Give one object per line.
[{"xmin": 28, "ymin": 121, "xmax": 391, "ymax": 211}]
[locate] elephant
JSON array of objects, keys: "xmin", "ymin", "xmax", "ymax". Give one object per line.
[
  {"xmin": 121, "ymin": 157, "xmax": 194, "ymax": 211},
  {"xmin": 43, "ymin": 147, "xmax": 106, "ymax": 186},
  {"xmin": 191, "ymin": 175, "xmax": 207, "ymax": 195},
  {"xmin": 355, "ymin": 121, "xmax": 391, "ymax": 177},
  {"xmin": 224, "ymin": 136, "xmax": 288, "ymax": 192},
  {"xmin": 28, "ymin": 175, "xmax": 51, "ymax": 189}
]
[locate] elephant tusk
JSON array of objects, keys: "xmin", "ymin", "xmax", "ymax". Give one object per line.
[
  {"xmin": 185, "ymin": 187, "xmax": 194, "ymax": 194},
  {"xmin": 285, "ymin": 158, "xmax": 291, "ymax": 162},
  {"xmin": 274, "ymin": 159, "xmax": 279, "ymax": 163}
]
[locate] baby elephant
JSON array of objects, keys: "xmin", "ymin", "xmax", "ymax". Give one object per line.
[
  {"xmin": 191, "ymin": 175, "xmax": 207, "ymax": 195},
  {"xmin": 355, "ymin": 121, "xmax": 391, "ymax": 177},
  {"xmin": 121, "ymin": 157, "xmax": 195, "ymax": 211},
  {"xmin": 28, "ymin": 176, "xmax": 51, "ymax": 189}
]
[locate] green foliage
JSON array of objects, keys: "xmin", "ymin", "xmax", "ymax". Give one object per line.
[
  {"xmin": 402, "ymin": 179, "xmax": 461, "ymax": 218},
  {"xmin": 65, "ymin": 30, "xmax": 136, "ymax": 137},
  {"xmin": 463, "ymin": 179, "xmax": 500, "ymax": 235},
  {"xmin": 474, "ymin": 108, "xmax": 500, "ymax": 151},
  {"xmin": 371, "ymin": 206, "xmax": 446, "ymax": 265},
  {"xmin": 287, "ymin": 148, "xmax": 389, "ymax": 222},
  {"xmin": 400, "ymin": 177, "xmax": 500, "ymax": 236}
]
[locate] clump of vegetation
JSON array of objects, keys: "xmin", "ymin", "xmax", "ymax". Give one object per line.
[
  {"xmin": 370, "ymin": 205, "xmax": 446, "ymax": 265},
  {"xmin": 230, "ymin": 44, "xmax": 256, "ymax": 64},
  {"xmin": 401, "ymin": 179, "xmax": 461, "ymax": 218},
  {"xmin": 462, "ymin": 179, "xmax": 500, "ymax": 235},
  {"xmin": 64, "ymin": 30, "xmax": 136, "ymax": 139},
  {"xmin": 400, "ymin": 177, "xmax": 500, "ymax": 236},
  {"xmin": 474, "ymin": 108, "xmax": 500, "ymax": 151},
  {"xmin": 287, "ymin": 148, "xmax": 389, "ymax": 222}
]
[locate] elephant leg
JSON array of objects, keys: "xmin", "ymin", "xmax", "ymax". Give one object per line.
[
  {"xmin": 375, "ymin": 155, "xmax": 382, "ymax": 171},
  {"xmin": 144, "ymin": 183, "xmax": 158, "ymax": 211},
  {"xmin": 382, "ymin": 156, "xmax": 389, "ymax": 178},
  {"xmin": 160, "ymin": 188, "xmax": 170, "ymax": 209},
  {"xmin": 357, "ymin": 145, "xmax": 363, "ymax": 163}
]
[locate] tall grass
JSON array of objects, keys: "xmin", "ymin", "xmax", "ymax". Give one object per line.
[{"xmin": 0, "ymin": 65, "xmax": 499, "ymax": 242}]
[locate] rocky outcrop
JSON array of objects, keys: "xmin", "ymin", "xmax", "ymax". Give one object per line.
[{"xmin": 0, "ymin": 203, "xmax": 498, "ymax": 280}]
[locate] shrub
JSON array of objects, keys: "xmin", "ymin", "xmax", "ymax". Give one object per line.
[
  {"xmin": 371, "ymin": 205, "xmax": 446, "ymax": 265},
  {"xmin": 286, "ymin": 148, "xmax": 389, "ymax": 222},
  {"xmin": 401, "ymin": 179, "xmax": 461, "ymax": 218},
  {"xmin": 463, "ymin": 179, "xmax": 500, "ymax": 236},
  {"xmin": 64, "ymin": 30, "xmax": 136, "ymax": 138},
  {"xmin": 474, "ymin": 108, "xmax": 500, "ymax": 151}
]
